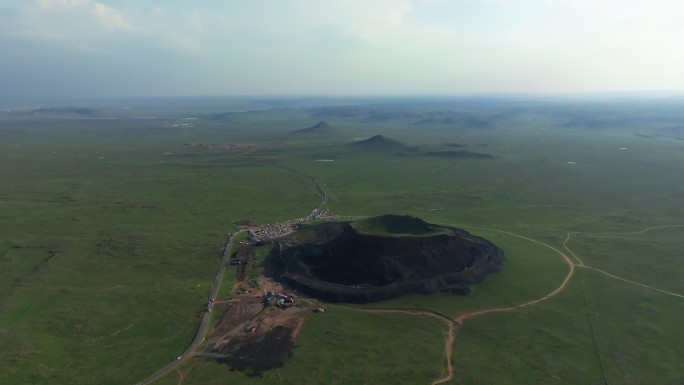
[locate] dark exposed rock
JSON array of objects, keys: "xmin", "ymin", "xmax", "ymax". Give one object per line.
[
  {"xmin": 278, "ymin": 216, "xmax": 503, "ymax": 303},
  {"xmin": 214, "ymin": 326, "xmax": 294, "ymax": 372}
]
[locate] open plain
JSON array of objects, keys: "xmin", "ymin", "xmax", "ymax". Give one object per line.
[{"xmin": 1, "ymin": 97, "xmax": 683, "ymax": 385}]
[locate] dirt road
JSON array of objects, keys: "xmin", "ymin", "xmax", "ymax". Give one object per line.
[
  {"xmin": 455, "ymin": 228, "xmax": 576, "ymax": 325},
  {"xmin": 429, "ymin": 228, "xmax": 577, "ymax": 385},
  {"xmin": 335, "ymin": 306, "xmax": 456, "ymax": 385},
  {"xmin": 441, "ymin": 225, "xmax": 684, "ymax": 384},
  {"xmin": 320, "ymin": 225, "xmax": 684, "ymax": 385},
  {"xmin": 339, "ymin": 228, "xmax": 577, "ymax": 385},
  {"xmin": 563, "ymin": 225, "xmax": 684, "ymax": 299}
]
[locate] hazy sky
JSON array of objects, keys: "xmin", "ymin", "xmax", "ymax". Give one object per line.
[{"xmin": 1, "ymin": 0, "xmax": 684, "ymax": 99}]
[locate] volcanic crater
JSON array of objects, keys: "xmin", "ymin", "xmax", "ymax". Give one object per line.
[{"xmin": 278, "ymin": 215, "xmax": 504, "ymax": 303}]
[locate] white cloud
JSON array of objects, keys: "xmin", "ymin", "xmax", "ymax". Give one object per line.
[
  {"xmin": 34, "ymin": 0, "xmax": 131, "ymax": 31},
  {"xmin": 92, "ymin": 2, "xmax": 131, "ymax": 30},
  {"xmin": 296, "ymin": 1, "xmax": 408, "ymax": 35},
  {"xmin": 292, "ymin": 0, "xmax": 452, "ymax": 45},
  {"xmin": 3, "ymin": 0, "xmax": 684, "ymax": 97}
]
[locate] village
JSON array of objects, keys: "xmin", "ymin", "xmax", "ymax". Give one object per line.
[
  {"xmin": 247, "ymin": 223, "xmax": 298, "ymax": 243},
  {"xmin": 245, "ymin": 208, "xmax": 335, "ymax": 243}
]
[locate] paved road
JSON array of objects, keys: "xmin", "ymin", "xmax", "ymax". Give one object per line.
[{"xmin": 134, "ymin": 233, "xmax": 237, "ymax": 385}]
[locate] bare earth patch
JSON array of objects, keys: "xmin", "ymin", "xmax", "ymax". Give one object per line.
[{"xmin": 202, "ymin": 278, "xmax": 311, "ymax": 372}]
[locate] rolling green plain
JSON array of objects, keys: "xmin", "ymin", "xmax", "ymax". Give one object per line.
[{"xmin": 1, "ymin": 97, "xmax": 683, "ymax": 384}]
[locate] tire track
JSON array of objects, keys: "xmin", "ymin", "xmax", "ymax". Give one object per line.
[
  {"xmin": 0, "ymin": 241, "xmax": 98, "ymax": 341},
  {"xmin": 563, "ymin": 225, "xmax": 684, "ymax": 299},
  {"xmin": 580, "ymin": 266, "xmax": 684, "ymax": 299},
  {"xmin": 577, "ymin": 269, "xmax": 609, "ymax": 385}
]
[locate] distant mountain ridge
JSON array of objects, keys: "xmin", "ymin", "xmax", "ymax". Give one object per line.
[{"xmin": 23, "ymin": 106, "xmax": 95, "ymax": 116}]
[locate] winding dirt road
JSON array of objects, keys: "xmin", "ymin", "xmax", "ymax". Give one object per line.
[
  {"xmin": 437, "ymin": 225, "xmax": 684, "ymax": 384},
  {"xmin": 342, "ymin": 227, "xmax": 579, "ymax": 385},
  {"xmin": 334, "ymin": 305, "xmax": 456, "ymax": 385},
  {"xmin": 461, "ymin": 228, "xmax": 577, "ymax": 316},
  {"xmin": 430, "ymin": 225, "xmax": 684, "ymax": 385},
  {"xmin": 430, "ymin": 228, "xmax": 577, "ymax": 385},
  {"xmin": 262, "ymin": 223, "xmax": 683, "ymax": 385}
]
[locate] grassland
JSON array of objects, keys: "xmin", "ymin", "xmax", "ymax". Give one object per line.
[
  {"xmin": 155, "ymin": 307, "xmax": 447, "ymax": 385},
  {"xmin": 1, "ymin": 97, "xmax": 683, "ymax": 384},
  {"xmin": 453, "ymin": 237, "xmax": 684, "ymax": 385}
]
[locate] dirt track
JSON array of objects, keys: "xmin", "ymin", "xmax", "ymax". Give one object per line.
[
  {"xmin": 563, "ymin": 225, "xmax": 684, "ymax": 299},
  {"xmin": 434, "ymin": 225, "xmax": 684, "ymax": 385},
  {"xmin": 434, "ymin": 228, "xmax": 577, "ymax": 385},
  {"xmin": 335, "ymin": 306, "xmax": 456, "ymax": 385},
  {"xmin": 335, "ymin": 228, "xmax": 577, "ymax": 385}
]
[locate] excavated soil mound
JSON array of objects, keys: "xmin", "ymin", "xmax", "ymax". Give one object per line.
[
  {"xmin": 279, "ymin": 215, "xmax": 504, "ymax": 303},
  {"xmin": 214, "ymin": 325, "xmax": 295, "ymax": 372},
  {"xmin": 205, "ymin": 293, "xmax": 308, "ymax": 372}
]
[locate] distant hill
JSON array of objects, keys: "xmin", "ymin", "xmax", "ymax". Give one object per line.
[
  {"xmin": 309, "ymin": 106, "xmax": 498, "ymax": 128},
  {"xmin": 420, "ymin": 150, "xmax": 495, "ymax": 159},
  {"xmin": 351, "ymin": 135, "xmax": 404, "ymax": 148},
  {"xmin": 292, "ymin": 121, "xmax": 335, "ymax": 133}
]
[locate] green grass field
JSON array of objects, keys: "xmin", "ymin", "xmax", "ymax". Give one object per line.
[
  {"xmin": 155, "ymin": 307, "xmax": 447, "ymax": 385},
  {"xmin": 1, "ymin": 98, "xmax": 683, "ymax": 384}
]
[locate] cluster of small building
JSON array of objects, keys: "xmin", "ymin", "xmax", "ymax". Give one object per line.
[
  {"xmin": 202, "ymin": 298, "xmax": 215, "ymax": 314},
  {"xmin": 262, "ymin": 291, "xmax": 296, "ymax": 308},
  {"xmin": 308, "ymin": 208, "xmax": 333, "ymax": 221},
  {"xmin": 248, "ymin": 223, "xmax": 297, "ymax": 242}
]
